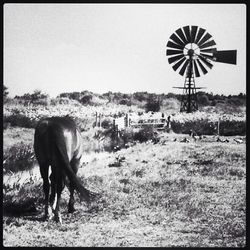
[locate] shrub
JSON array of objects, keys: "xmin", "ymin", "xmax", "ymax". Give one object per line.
[
  {"xmin": 50, "ymin": 97, "xmax": 71, "ymax": 105},
  {"xmin": 68, "ymin": 116, "xmax": 94, "ymax": 132},
  {"xmin": 219, "ymin": 120, "xmax": 246, "ymax": 136},
  {"xmin": 3, "ymin": 85, "xmax": 9, "ymax": 103},
  {"xmin": 80, "ymin": 95, "xmax": 93, "ymax": 105},
  {"xmin": 119, "ymin": 99, "xmax": 131, "ymax": 106},
  {"xmin": 32, "ymin": 98, "xmax": 50, "ymax": 106},
  {"xmin": 14, "ymin": 90, "xmax": 50, "ymax": 106},
  {"xmin": 171, "ymin": 118, "xmax": 246, "ymax": 136},
  {"xmin": 3, "ymin": 143, "xmax": 36, "ymax": 174},
  {"xmin": 171, "ymin": 119, "xmax": 217, "ymax": 135},
  {"xmin": 3, "ymin": 114, "xmax": 37, "ymax": 128},
  {"xmin": 145, "ymin": 97, "xmax": 161, "ymax": 112},
  {"xmin": 101, "ymin": 118, "xmax": 113, "ymax": 129},
  {"xmin": 119, "ymin": 128, "xmax": 135, "ymax": 144},
  {"xmin": 198, "ymin": 94, "xmax": 210, "ymax": 106},
  {"xmin": 133, "ymin": 126, "xmax": 157, "ymax": 143}
]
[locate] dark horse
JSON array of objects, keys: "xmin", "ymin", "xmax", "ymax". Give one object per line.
[{"xmin": 34, "ymin": 116, "xmax": 93, "ymax": 223}]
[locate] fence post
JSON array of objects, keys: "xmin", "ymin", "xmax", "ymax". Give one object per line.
[
  {"xmin": 99, "ymin": 113, "xmax": 101, "ymax": 128},
  {"xmin": 125, "ymin": 113, "xmax": 128, "ymax": 127},
  {"xmin": 167, "ymin": 115, "xmax": 171, "ymax": 129},
  {"xmin": 95, "ymin": 112, "xmax": 98, "ymax": 127},
  {"xmin": 218, "ymin": 117, "xmax": 220, "ymax": 136}
]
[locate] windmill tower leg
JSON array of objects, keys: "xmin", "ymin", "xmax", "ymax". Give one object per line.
[
  {"xmin": 180, "ymin": 73, "xmax": 198, "ymax": 113},
  {"xmin": 180, "ymin": 54, "xmax": 198, "ymax": 113}
]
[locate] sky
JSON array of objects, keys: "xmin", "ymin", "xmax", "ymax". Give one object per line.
[{"xmin": 4, "ymin": 3, "xmax": 246, "ymax": 98}]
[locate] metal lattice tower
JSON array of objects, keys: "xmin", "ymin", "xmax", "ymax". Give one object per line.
[
  {"xmin": 180, "ymin": 72, "xmax": 198, "ymax": 112},
  {"xmin": 173, "ymin": 52, "xmax": 203, "ymax": 113}
]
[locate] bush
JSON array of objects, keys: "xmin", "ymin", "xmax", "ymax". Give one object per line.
[
  {"xmin": 3, "ymin": 143, "xmax": 36, "ymax": 174},
  {"xmin": 133, "ymin": 126, "xmax": 157, "ymax": 143},
  {"xmin": 3, "ymin": 114, "xmax": 37, "ymax": 128},
  {"xmin": 119, "ymin": 128, "xmax": 135, "ymax": 144},
  {"xmin": 14, "ymin": 90, "xmax": 50, "ymax": 106},
  {"xmin": 68, "ymin": 116, "xmax": 94, "ymax": 132},
  {"xmin": 3, "ymin": 85, "xmax": 9, "ymax": 103},
  {"xmin": 80, "ymin": 95, "xmax": 93, "ymax": 105},
  {"xmin": 32, "ymin": 98, "xmax": 50, "ymax": 106},
  {"xmin": 101, "ymin": 118, "xmax": 113, "ymax": 129},
  {"xmin": 171, "ymin": 119, "xmax": 217, "ymax": 135},
  {"xmin": 198, "ymin": 94, "xmax": 210, "ymax": 106},
  {"xmin": 50, "ymin": 97, "xmax": 71, "ymax": 105},
  {"xmin": 219, "ymin": 120, "xmax": 246, "ymax": 136},
  {"xmin": 171, "ymin": 119, "xmax": 246, "ymax": 136},
  {"xmin": 145, "ymin": 98, "xmax": 161, "ymax": 112},
  {"xmin": 119, "ymin": 99, "xmax": 131, "ymax": 106}
]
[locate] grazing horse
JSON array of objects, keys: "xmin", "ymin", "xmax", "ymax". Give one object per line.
[{"xmin": 34, "ymin": 116, "xmax": 93, "ymax": 223}]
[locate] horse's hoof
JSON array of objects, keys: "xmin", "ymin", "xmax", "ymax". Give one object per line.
[
  {"xmin": 54, "ymin": 214, "xmax": 62, "ymax": 224},
  {"xmin": 44, "ymin": 206, "xmax": 53, "ymax": 221},
  {"xmin": 68, "ymin": 206, "xmax": 76, "ymax": 213}
]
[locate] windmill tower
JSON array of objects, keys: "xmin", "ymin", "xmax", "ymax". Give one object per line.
[{"xmin": 166, "ymin": 25, "xmax": 237, "ymax": 113}]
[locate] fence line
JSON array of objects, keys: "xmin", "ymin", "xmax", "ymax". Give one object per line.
[{"xmin": 113, "ymin": 112, "xmax": 171, "ymax": 131}]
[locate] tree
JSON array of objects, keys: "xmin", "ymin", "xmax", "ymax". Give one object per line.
[
  {"xmin": 80, "ymin": 94, "xmax": 92, "ymax": 105},
  {"xmin": 197, "ymin": 94, "xmax": 210, "ymax": 106},
  {"xmin": 145, "ymin": 96, "xmax": 161, "ymax": 112},
  {"xmin": 3, "ymin": 85, "xmax": 9, "ymax": 98}
]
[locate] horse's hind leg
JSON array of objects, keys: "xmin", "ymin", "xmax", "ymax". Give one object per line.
[
  {"xmin": 49, "ymin": 172, "xmax": 56, "ymax": 212},
  {"xmin": 68, "ymin": 182, "xmax": 75, "ymax": 213},
  {"xmin": 68, "ymin": 158, "xmax": 80, "ymax": 213},
  {"xmin": 38, "ymin": 162, "xmax": 52, "ymax": 220},
  {"xmin": 53, "ymin": 173, "xmax": 65, "ymax": 224}
]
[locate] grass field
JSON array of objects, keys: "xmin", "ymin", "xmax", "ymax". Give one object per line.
[{"xmin": 3, "ymin": 128, "xmax": 246, "ymax": 247}]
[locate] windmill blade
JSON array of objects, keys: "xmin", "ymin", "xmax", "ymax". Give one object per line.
[
  {"xmin": 199, "ymin": 40, "xmax": 216, "ymax": 49},
  {"xmin": 170, "ymin": 33, "xmax": 185, "ymax": 46},
  {"xmin": 196, "ymin": 59, "xmax": 208, "ymax": 75},
  {"xmin": 213, "ymin": 50, "xmax": 237, "ymax": 64},
  {"xmin": 166, "ymin": 49, "xmax": 184, "ymax": 56},
  {"xmin": 172, "ymin": 57, "xmax": 187, "ymax": 71},
  {"xmin": 200, "ymin": 53, "xmax": 215, "ymax": 61},
  {"xmin": 183, "ymin": 26, "xmax": 192, "ymax": 43},
  {"xmin": 179, "ymin": 59, "xmax": 190, "ymax": 76},
  {"xmin": 167, "ymin": 40, "xmax": 185, "ymax": 50},
  {"xmin": 194, "ymin": 27, "xmax": 206, "ymax": 44},
  {"xmin": 168, "ymin": 54, "xmax": 185, "ymax": 64},
  {"xmin": 197, "ymin": 32, "xmax": 212, "ymax": 46},
  {"xmin": 200, "ymin": 52, "xmax": 215, "ymax": 61},
  {"xmin": 198, "ymin": 55, "xmax": 213, "ymax": 69},
  {"xmin": 200, "ymin": 48, "xmax": 217, "ymax": 54},
  {"xmin": 193, "ymin": 60, "xmax": 200, "ymax": 77},
  {"xmin": 176, "ymin": 28, "xmax": 188, "ymax": 44},
  {"xmin": 191, "ymin": 26, "xmax": 198, "ymax": 43}
]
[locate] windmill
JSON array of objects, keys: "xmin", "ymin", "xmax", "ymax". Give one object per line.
[{"xmin": 166, "ymin": 25, "xmax": 237, "ymax": 113}]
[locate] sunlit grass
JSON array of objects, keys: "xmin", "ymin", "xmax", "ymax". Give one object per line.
[{"xmin": 3, "ymin": 128, "xmax": 245, "ymax": 247}]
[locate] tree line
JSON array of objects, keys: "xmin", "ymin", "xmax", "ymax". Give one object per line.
[{"xmin": 4, "ymin": 85, "xmax": 246, "ymax": 112}]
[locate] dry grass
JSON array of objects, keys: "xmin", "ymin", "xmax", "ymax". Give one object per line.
[
  {"xmin": 3, "ymin": 131, "xmax": 245, "ymax": 247},
  {"xmin": 3, "ymin": 127, "xmax": 34, "ymax": 151}
]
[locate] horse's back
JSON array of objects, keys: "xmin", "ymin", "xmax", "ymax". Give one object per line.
[{"xmin": 34, "ymin": 117, "xmax": 83, "ymax": 163}]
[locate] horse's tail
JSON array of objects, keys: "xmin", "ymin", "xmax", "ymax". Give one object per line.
[{"xmin": 48, "ymin": 124, "xmax": 91, "ymax": 202}]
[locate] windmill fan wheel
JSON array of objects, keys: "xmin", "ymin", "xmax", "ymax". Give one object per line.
[{"xmin": 166, "ymin": 25, "xmax": 217, "ymax": 77}]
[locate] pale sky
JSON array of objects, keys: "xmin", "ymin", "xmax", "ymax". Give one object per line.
[{"xmin": 4, "ymin": 3, "xmax": 246, "ymax": 97}]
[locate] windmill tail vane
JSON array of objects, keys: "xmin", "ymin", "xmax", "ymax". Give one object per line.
[{"xmin": 166, "ymin": 25, "xmax": 237, "ymax": 113}]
